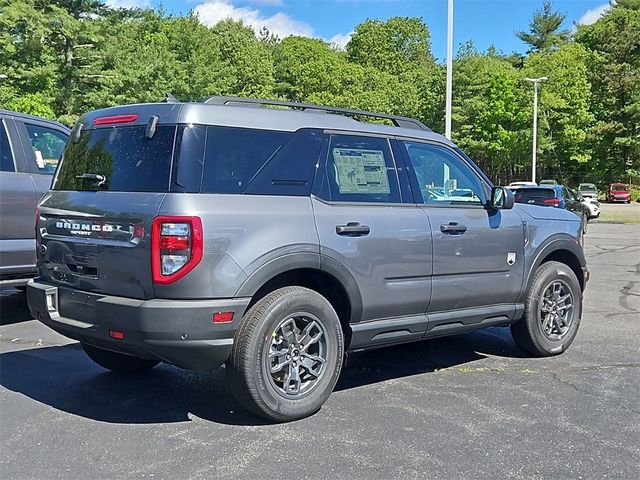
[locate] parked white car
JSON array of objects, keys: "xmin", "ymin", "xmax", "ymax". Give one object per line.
[
  {"xmin": 508, "ymin": 181, "xmax": 537, "ymax": 190},
  {"xmin": 581, "ymin": 196, "xmax": 601, "ymax": 219}
]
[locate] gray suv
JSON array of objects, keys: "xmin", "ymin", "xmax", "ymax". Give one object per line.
[
  {"xmin": 27, "ymin": 97, "xmax": 588, "ymax": 421},
  {"xmin": 1, "ymin": 110, "xmax": 69, "ymax": 287}
]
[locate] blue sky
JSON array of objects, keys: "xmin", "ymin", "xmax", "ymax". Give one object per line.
[{"xmin": 108, "ymin": 0, "xmax": 611, "ymax": 60}]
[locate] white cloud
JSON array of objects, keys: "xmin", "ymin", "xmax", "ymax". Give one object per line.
[
  {"xmin": 195, "ymin": 1, "xmax": 314, "ymax": 38},
  {"xmin": 577, "ymin": 3, "xmax": 610, "ymax": 26},
  {"xmin": 329, "ymin": 32, "xmax": 352, "ymax": 50},
  {"xmin": 105, "ymin": 0, "xmax": 150, "ymax": 8}
]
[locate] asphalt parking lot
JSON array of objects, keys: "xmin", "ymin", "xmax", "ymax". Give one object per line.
[{"xmin": 1, "ymin": 222, "xmax": 639, "ymax": 480}]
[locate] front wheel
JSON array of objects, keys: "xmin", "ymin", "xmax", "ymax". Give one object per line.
[
  {"xmin": 82, "ymin": 343, "xmax": 159, "ymax": 373},
  {"xmin": 227, "ymin": 287, "xmax": 344, "ymax": 422},
  {"xmin": 511, "ymin": 261, "xmax": 582, "ymax": 356}
]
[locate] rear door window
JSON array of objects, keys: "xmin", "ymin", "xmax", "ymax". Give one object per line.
[
  {"xmin": 317, "ymin": 134, "xmax": 401, "ymax": 203},
  {"xmin": 53, "ymin": 126, "xmax": 176, "ymax": 191},
  {"xmin": 24, "ymin": 123, "xmax": 67, "ymax": 174}
]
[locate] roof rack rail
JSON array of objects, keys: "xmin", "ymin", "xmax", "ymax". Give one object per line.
[{"xmin": 203, "ymin": 96, "xmax": 431, "ymax": 132}]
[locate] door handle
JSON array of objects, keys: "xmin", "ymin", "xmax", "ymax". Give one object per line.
[
  {"xmin": 336, "ymin": 222, "xmax": 370, "ymax": 237},
  {"xmin": 440, "ymin": 222, "xmax": 467, "ymax": 234}
]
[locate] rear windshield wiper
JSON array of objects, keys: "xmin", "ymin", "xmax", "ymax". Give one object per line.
[{"xmin": 76, "ymin": 173, "xmax": 107, "ymax": 188}]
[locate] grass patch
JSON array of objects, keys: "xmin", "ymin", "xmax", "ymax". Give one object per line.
[{"xmin": 596, "ymin": 205, "xmax": 640, "ymax": 224}]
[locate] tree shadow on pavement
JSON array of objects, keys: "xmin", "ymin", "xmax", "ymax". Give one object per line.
[{"xmin": 0, "ymin": 327, "xmax": 528, "ymax": 426}]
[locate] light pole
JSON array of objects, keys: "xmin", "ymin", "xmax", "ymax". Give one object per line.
[
  {"xmin": 445, "ymin": 0, "xmax": 454, "ymax": 140},
  {"xmin": 525, "ymin": 76, "xmax": 547, "ymax": 184}
]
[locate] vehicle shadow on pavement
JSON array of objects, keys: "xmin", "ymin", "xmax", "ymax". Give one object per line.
[
  {"xmin": 0, "ymin": 288, "xmax": 31, "ymax": 326},
  {"xmin": 337, "ymin": 327, "xmax": 526, "ymax": 391},
  {"xmin": 0, "ymin": 327, "xmax": 527, "ymax": 426}
]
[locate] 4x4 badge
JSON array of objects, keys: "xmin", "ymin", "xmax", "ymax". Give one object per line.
[{"xmin": 507, "ymin": 252, "xmax": 516, "ymax": 266}]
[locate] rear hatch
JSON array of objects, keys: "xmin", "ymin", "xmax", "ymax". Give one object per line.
[
  {"xmin": 513, "ymin": 187, "xmax": 558, "ymax": 207},
  {"xmin": 37, "ymin": 110, "xmax": 183, "ymax": 299}
]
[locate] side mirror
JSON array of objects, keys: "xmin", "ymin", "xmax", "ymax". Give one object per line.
[{"xmin": 490, "ymin": 186, "xmax": 514, "ymax": 210}]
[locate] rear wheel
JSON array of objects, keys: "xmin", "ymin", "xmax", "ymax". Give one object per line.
[
  {"xmin": 82, "ymin": 343, "xmax": 159, "ymax": 373},
  {"xmin": 227, "ymin": 287, "xmax": 344, "ymax": 422},
  {"xmin": 511, "ymin": 261, "xmax": 582, "ymax": 356}
]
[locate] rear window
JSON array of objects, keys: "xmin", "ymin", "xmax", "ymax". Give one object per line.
[
  {"xmin": 53, "ymin": 126, "xmax": 176, "ymax": 192},
  {"xmin": 514, "ymin": 188, "xmax": 556, "ymax": 202}
]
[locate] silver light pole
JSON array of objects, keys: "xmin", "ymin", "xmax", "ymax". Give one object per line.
[
  {"xmin": 525, "ymin": 77, "xmax": 547, "ymax": 184},
  {"xmin": 445, "ymin": 0, "xmax": 454, "ymax": 140}
]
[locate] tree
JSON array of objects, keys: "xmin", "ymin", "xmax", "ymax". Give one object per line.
[
  {"xmin": 523, "ymin": 43, "xmax": 594, "ymax": 183},
  {"xmin": 517, "ymin": 1, "xmax": 570, "ymax": 52},
  {"xmin": 451, "ymin": 44, "xmax": 531, "ymax": 184},
  {"xmin": 576, "ymin": 0, "xmax": 640, "ymax": 183},
  {"xmin": 0, "ymin": 0, "xmax": 112, "ymax": 123},
  {"xmin": 347, "ymin": 17, "xmax": 435, "ymax": 75}
]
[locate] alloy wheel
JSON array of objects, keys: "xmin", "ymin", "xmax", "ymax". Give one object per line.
[
  {"xmin": 265, "ymin": 313, "xmax": 328, "ymax": 398},
  {"xmin": 538, "ymin": 280, "xmax": 575, "ymax": 340}
]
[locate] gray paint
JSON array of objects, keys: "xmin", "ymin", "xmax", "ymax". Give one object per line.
[
  {"xmin": 0, "ymin": 111, "xmax": 69, "ymax": 284},
  {"xmin": 27, "ymin": 99, "xmax": 588, "ymax": 370}
]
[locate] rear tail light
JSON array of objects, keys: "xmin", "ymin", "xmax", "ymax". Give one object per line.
[
  {"xmin": 152, "ymin": 216, "xmax": 203, "ymax": 284},
  {"xmin": 543, "ymin": 198, "xmax": 561, "ymax": 206}
]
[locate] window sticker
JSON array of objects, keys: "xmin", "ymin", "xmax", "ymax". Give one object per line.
[{"xmin": 332, "ymin": 148, "xmax": 390, "ymax": 194}]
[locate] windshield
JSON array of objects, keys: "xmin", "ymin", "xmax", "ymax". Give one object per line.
[
  {"xmin": 579, "ymin": 184, "xmax": 596, "ymax": 191},
  {"xmin": 54, "ymin": 126, "xmax": 176, "ymax": 192}
]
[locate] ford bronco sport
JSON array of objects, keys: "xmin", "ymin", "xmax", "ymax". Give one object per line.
[{"xmin": 27, "ymin": 97, "xmax": 588, "ymax": 422}]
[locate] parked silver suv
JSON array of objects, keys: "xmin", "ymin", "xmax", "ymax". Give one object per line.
[
  {"xmin": 27, "ymin": 97, "xmax": 588, "ymax": 421},
  {"xmin": 0, "ymin": 109, "xmax": 69, "ymax": 287}
]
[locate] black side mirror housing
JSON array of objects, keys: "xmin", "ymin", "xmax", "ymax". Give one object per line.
[{"xmin": 490, "ymin": 186, "xmax": 515, "ymax": 210}]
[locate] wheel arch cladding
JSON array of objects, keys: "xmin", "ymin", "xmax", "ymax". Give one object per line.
[
  {"xmin": 236, "ymin": 258, "xmax": 361, "ymax": 348},
  {"xmin": 526, "ymin": 235, "xmax": 586, "ymax": 295},
  {"xmin": 539, "ymin": 249, "xmax": 585, "ymax": 291}
]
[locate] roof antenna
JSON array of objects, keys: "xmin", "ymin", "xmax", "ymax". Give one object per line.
[{"xmin": 164, "ymin": 93, "xmax": 178, "ymax": 103}]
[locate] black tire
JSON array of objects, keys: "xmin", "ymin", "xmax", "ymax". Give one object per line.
[
  {"xmin": 227, "ymin": 286, "xmax": 344, "ymax": 422},
  {"xmin": 511, "ymin": 261, "xmax": 582, "ymax": 356},
  {"xmin": 82, "ymin": 343, "xmax": 159, "ymax": 373}
]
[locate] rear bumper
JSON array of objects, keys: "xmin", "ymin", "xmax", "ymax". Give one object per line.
[{"xmin": 27, "ymin": 280, "xmax": 250, "ymax": 371}]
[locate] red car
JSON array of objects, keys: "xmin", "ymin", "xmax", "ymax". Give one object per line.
[{"xmin": 607, "ymin": 183, "xmax": 631, "ymax": 203}]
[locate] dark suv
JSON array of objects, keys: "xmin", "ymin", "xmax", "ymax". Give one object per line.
[{"xmin": 27, "ymin": 97, "xmax": 588, "ymax": 421}]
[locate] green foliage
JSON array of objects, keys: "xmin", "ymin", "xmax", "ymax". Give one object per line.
[
  {"xmin": 4, "ymin": 93, "xmax": 56, "ymax": 119},
  {"xmin": 516, "ymin": 1, "xmax": 570, "ymax": 52},
  {"xmin": 0, "ymin": 0, "xmax": 635, "ymax": 188},
  {"xmin": 451, "ymin": 45, "xmax": 531, "ymax": 183},
  {"xmin": 576, "ymin": 0, "xmax": 640, "ymax": 184},
  {"xmin": 524, "ymin": 43, "xmax": 594, "ymax": 180},
  {"xmin": 347, "ymin": 16, "xmax": 434, "ymax": 74}
]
